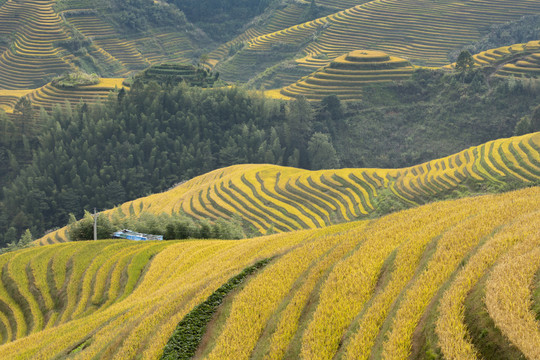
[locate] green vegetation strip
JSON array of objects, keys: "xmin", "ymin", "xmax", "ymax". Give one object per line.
[
  {"xmin": 533, "ymin": 267, "xmax": 540, "ymax": 321},
  {"xmin": 464, "ymin": 273, "xmax": 525, "ymax": 360},
  {"xmin": 241, "ymin": 174, "xmax": 309, "ymax": 229},
  {"xmin": 508, "ymin": 143, "xmax": 540, "ymax": 176},
  {"xmin": 228, "ymin": 182, "xmax": 294, "ymax": 231},
  {"xmin": 160, "ymin": 257, "xmax": 273, "ymax": 360},
  {"xmin": 255, "ymin": 173, "xmax": 321, "ymax": 228}
]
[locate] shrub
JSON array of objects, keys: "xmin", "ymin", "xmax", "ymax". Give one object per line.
[
  {"xmin": 52, "ymin": 71, "xmax": 99, "ymax": 88},
  {"xmin": 67, "ymin": 210, "xmax": 246, "ymax": 241},
  {"xmin": 67, "ymin": 211, "xmax": 115, "ymax": 241}
]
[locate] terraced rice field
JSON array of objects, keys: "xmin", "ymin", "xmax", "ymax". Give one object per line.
[
  {"xmin": 443, "ymin": 40, "xmax": 540, "ymax": 72},
  {"xmin": 215, "ymin": 17, "xmax": 329, "ymax": 82},
  {"xmin": 65, "ymin": 14, "xmax": 195, "ymax": 73},
  {"xmin": 472, "ymin": 42, "xmax": 536, "ymax": 68},
  {"xmin": 5, "ymin": 185, "xmax": 540, "ymax": 359},
  {"xmin": 64, "ymin": 14, "xmax": 117, "ymax": 38},
  {"xmin": 311, "ymin": 0, "xmax": 540, "ymax": 64},
  {"xmin": 38, "ymin": 132, "xmax": 540, "ymax": 245},
  {"xmin": 139, "ymin": 64, "xmax": 215, "ymax": 87},
  {"xmin": 315, "ymin": 0, "xmax": 370, "ymax": 10},
  {"xmin": 218, "ymin": 0, "xmax": 540, "ymax": 82},
  {"xmin": 0, "ymin": 226, "xmax": 341, "ymax": 357},
  {"xmin": 24, "ymin": 78, "xmax": 125, "ymax": 112},
  {"xmin": 0, "ymin": 89, "xmax": 34, "ymax": 112},
  {"xmin": 209, "ymin": 0, "xmax": 369, "ymax": 68},
  {"xmin": 281, "ymin": 50, "xmax": 414, "ymax": 100},
  {"xmin": 131, "ymin": 32, "xmax": 194, "ymax": 65},
  {"xmin": 208, "ymin": 3, "xmax": 327, "ymax": 65},
  {"xmin": 0, "ymin": 0, "xmax": 73, "ymax": 89},
  {"xmin": 442, "ymin": 40, "xmax": 540, "ymax": 81},
  {"xmin": 496, "ymin": 45, "xmax": 540, "ymax": 79},
  {"xmin": 256, "ymin": 66, "xmax": 316, "ymax": 91}
]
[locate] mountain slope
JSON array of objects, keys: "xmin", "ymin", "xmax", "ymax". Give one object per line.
[
  {"xmin": 0, "ymin": 0, "xmax": 205, "ymax": 90},
  {"xmin": 2, "ymin": 186, "xmax": 539, "ymax": 358},
  {"xmin": 279, "ymin": 50, "xmax": 415, "ymax": 100},
  {"xmin": 38, "ymin": 132, "xmax": 540, "ymax": 245},
  {"xmin": 0, "ymin": 0, "xmax": 72, "ymax": 89},
  {"xmin": 215, "ymin": 0, "xmax": 540, "ymax": 84}
]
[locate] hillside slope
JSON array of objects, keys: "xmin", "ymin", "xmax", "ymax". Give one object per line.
[
  {"xmin": 443, "ymin": 40, "xmax": 540, "ymax": 73},
  {"xmin": 215, "ymin": 0, "xmax": 540, "ymax": 83},
  {"xmin": 0, "ymin": 0, "xmax": 538, "ymax": 92},
  {"xmin": 0, "ymin": 0, "xmax": 204, "ymax": 90},
  {"xmin": 1, "ymin": 186, "xmax": 539, "ymax": 358},
  {"xmin": 279, "ymin": 50, "xmax": 415, "ymax": 100},
  {"xmin": 38, "ymin": 131, "xmax": 540, "ymax": 244},
  {"xmin": 0, "ymin": 0, "xmax": 72, "ymax": 89}
]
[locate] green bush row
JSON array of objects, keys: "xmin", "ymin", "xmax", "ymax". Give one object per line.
[
  {"xmin": 67, "ymin": 210, "xmax": 246, "ymax": 241},
  {"xmin": 160, "ymin": 257, "xmax": 272, "ymax": 360}
]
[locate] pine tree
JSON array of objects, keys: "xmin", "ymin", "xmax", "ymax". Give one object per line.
[
  {"xmin": 17, "ymin": 229, "xmax": 33, "ymax": 247},
  {"xmin": 307, "ymin": 132, "xmax": 340, "ymax": 170},
  {"xmin": 455, "ymin": 51, "xmax": 474, "ymax": 72}
]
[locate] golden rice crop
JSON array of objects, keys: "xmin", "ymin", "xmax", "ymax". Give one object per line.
[
  {"xmin": 263, "ymin": 224, "xmax": 367, "ymax": 360},
  {"xmin": 436, "ymin": 210, "xmax": 540, "ymax": 359},
  {"xmin": 484, "ymin": 239, "xmax": 540, "ymax": 358},
  {"xmin": 300, "ymin": 204, "xmax": 444, "ymax": 360},
  {"xmin": 343, "ymin": 204, "xmax": 476, "ymax": 359},
  {"xmin": 381, "ymin": 191, "xmax": 538, "ymax": 359},
  {"xmin": 1, "ymin": 187, "xmax": 539, "ymax": 359},
  {"xmin": 206, "ymin": 231, "xmax": 345, "ymax": 359}
]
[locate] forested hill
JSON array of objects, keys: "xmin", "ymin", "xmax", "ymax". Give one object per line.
[
  {"xmin": 37, "ymin": 131, "xmax": 540, "ymax": 245},
  {"xmin": 2, "ymin": 66, "xmax": 540, "ymax": 246}
]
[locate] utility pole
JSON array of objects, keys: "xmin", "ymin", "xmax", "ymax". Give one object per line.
[{"xmin": 93, "ymin": 208, "xmax": 98, "ymax": 241}]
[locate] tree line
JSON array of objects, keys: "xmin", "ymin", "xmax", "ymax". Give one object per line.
[
  {"xmin": 0, "ymin": 82, "xmax": 341, "ymax": 245},
  {"xmin": 68, "ymin": 210, "xmax": 246, "ymax": 241}
]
